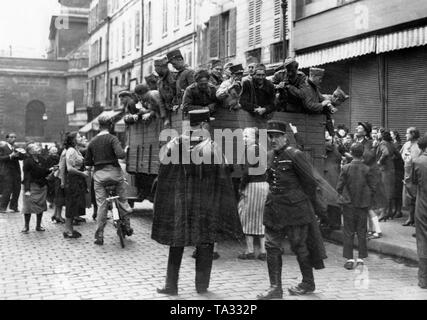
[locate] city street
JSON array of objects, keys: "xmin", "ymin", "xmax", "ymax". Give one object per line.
[{"xmin": 0, "ymin": 202, "xmax": 425, "ymax": 300}]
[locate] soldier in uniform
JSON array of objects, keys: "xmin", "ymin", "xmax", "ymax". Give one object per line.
[
  {"xmin": 209, "ymin": 59, "xmax": 224, "ymax": 89},
  {"xmin": 166, "ymin": 49, "xmax": 195, "ymax": 112},
  {"xmin": 257, "ymin": 121, "xmax": 326, "ymax": 299},
  {"xmin": 182, "ymin": 69, "xmax": 218, "ymax": 116},
  {"xmin": 152, "ymin": 109, "xmax": 243, "ymax": 296},
  {"xmin": 134, "ymin": 84, "xmax": 167, "ymax": 124},
  {"xmin": 145, "ymin": 73, "xmax": 159, "ymax": 91},
  {"xmin": 216, "ymin": 64, "xmax": 245, "ymax": 110},
  {"xmin": 155, "ymin": 55, "xmax": 177, "ymax": 127}
]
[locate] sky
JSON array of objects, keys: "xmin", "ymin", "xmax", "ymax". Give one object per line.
[{"xmin": 0, "ymin": 0, "xmax": 60, "ymax": 58}]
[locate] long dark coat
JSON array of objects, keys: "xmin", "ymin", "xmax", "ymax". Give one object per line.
[
  {"xmin": 376, "ymin": 140, "xmax": 396, "ymax": 201},
  {"xmin": 151, "ymin": 137, "xmax": 243, "ymax": 247},
  {"xmin": 412, "ymin": 152, "xmax": 427, "ymax": 259}
]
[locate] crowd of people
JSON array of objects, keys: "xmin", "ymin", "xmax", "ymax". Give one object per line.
[{"xmin": 1, "ymin": 49, "xmax": 426, "ymax": 298}]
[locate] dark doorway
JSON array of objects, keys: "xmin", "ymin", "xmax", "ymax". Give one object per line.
[{"xmin": 25, "ymin": 100, "xmax": 46, "ymax": 137}]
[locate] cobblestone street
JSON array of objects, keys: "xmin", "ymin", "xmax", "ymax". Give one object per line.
[{"xmin": 0, "ymin": 202, "xmax": 425, "ymax": 300}]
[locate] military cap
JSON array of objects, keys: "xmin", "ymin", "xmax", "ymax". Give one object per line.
[
  {"xmin": 194, "ymin": 69, "xmax": 210, "ymax": 81},
  {"xmin": 284, "ymin": 57, "xmax": 298, "ymax": 68},
  {"xmin": 255, "ymin": 63, "xmax": 266, "ymax": 72},
  {"xmin": 134, "ymin": 84, "xmax": 150, "ymax": 96},
  {"xmin": 309, "ymin": 67, "xmax": 325, "ymax": 78},
  {"xmin": 210, "ymin": 59, "xmax": 223, "ymax": 68},
  {"xmin": 154, "ymin": 55, "xmax": 169, "ymax": 66},
  {"xmin": 358, "ymin": 121, "xmax": 372, "ymax": 136},
  {"xmin": 118, "ymin": 90, "xmax": 132, "ymax": 98},
  {"xmin": 167, "ymin": 49, "xmax": 183, "ymax": 62},
  {"xmin": 267, "ymin": 121, "xmax": 287, "ymax": 135},
  {"xmin": 189, "ymin": 109, "xmax": 211, "ymax": 127},
  {"xmin": 229, "ymin": 64, "xmax": 244, "ymax": 74}
]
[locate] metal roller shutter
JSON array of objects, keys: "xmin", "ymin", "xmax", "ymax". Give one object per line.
[
  {"xmin": 387, "ymin": 46, "xmax": 427, "ymax": 139},
  {"xmin": 350, "ymin": 55, "xmax": 382, "ymax": 132}
]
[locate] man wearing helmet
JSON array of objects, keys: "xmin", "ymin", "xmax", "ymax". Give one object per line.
[{"xmin": 84, "ymin": 113, "xmax": 133, "ymax": 246}]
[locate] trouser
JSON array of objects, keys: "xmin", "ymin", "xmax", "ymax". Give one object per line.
[
  {"xmin": 163, "ymin": 244, "xmax": 214, "ymax": 292},
  {"xmin": 0, "ymin": 174, "xmax": 21, "ymax": 210},
  {"xmin": 265, "ymin": 224, "xmax": 315, "ymax": 289},
  {"xmin": 418, "ymin": 258, "xmax": 427, "ymax": 289},
  {"xmin": 23, "ymin": 213, "xmax": 43, "ymax": 228},
  {"xmin": 342, "ymin": 206, "xmax": 368, "ymax": 259},
  {"xmin": 93, "ymin": 166, "xmax": 132, "ymax": 239},
  {"xmin": 327, "ymin": 205, "xmax": 342, "ymax": 228}
]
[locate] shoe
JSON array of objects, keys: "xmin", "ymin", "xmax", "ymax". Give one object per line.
[
  {"xmin": 213, "ymin": 252, "xmax": 220, "ymax": 260},
  {"xmin": 257, "ymin": 286, "xmax": 283, "ymax": 300},
  {"xmin": 72, "ymin": 231, "xmax": 82, "ymax": 238},
  {"xmin": 63, "ymin": 232, "xmax": 80, "ymax": 239},
  {"xmin": 21, "ymin": 227, "xmax": 29, "ymax": 234},
  {"xmin": 0, "ymin": 208, "xmax": 7, "ymax": 214},
  {"xmin": 402, "ymin": 220, "xmax": 415, "ymax": 227},
  {"xmin": 344, "ymin": 261, "xmax": 354, "ymax": 270},
  {"xmin": 157, "ymin": 287, "xmax": 178, "ymax": 296},
  {"xmin": 196, "ymin": 288, "xmax": 208, "ymax": 294},
  {"xmin": 125, "ymin": 228, "xmax": 134, "ymax": 237},
  {"xmin": 51, "ymin": 216, "xmax": 65, "ymax": 224},
  {"xmin": 288, "ymin": 283, "xmax": 315, "ymax": 296},
  {"xmin": 10, "ymin": 208, "xmax": 19, "ymax": 213},
  {"xmin": 92, "ymin": 213, "xmax": 97, "ymax": 221},
  {"xmin": 356, "ymin": 259, "xmax": 364, "ymax": 267},
  {"xmin": 75, "ymin": 217, "xmax": 86, "ymax": 223},
  {"xmin": 94, "ymin": 238, "xmax": 104, "ymax": 246},
  {"xmin": 258, "ymin": 253, "xmax": 267, "ymax": 261},
  {"xmin": 367, "ymin": 233, "xmax": 382, "ymax": 240},
  {"xmin": 35, "ymin": 226, "xmax": 46, "ymax": 232},
  {"xmin": 238, "ymin": 252, "xmax": 255, "ymax": 260},
  {"xmin": 379, "ymin": 215, "xmax": 390, "ymax": 222}
]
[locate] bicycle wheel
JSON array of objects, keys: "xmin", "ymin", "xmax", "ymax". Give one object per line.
[{"xmin": 117, "ymin": 222, "xmax": 125, "ymax": 248}]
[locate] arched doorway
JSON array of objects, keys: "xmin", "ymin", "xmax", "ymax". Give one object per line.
[{"xmin": 25, "ymin": 100, "xmax": 46, "ymax": 137}]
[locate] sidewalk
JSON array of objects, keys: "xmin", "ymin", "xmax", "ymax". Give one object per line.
[{"xmin": 324, "ymin": 216, "xmax": 419, "ymax": 263}]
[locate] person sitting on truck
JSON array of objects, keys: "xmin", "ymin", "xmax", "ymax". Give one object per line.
[
  {"xmin": 133, "ymin": 84, "xmax": 167, "ymax": 125},
  {"xmin": 240, "ymin": 64, "xmax": 276, "ymax": 119},
  {"xmin": 182, "ymin": 69, "xmax": 219, "ymax": 117},
  {"xmin": 155, "ymin": 55, "xmax": 177, "ymax": 127},
  {"xmin": 84, "ymin": 113, "xmax": 133, "ymax": 246},
  {"xmin": 216, "ymin": 63, "xmax": 245, "ymax": 111},
  {"xmin": 167, "ymin": 49, "xmax": 195, "ymax": 112}
]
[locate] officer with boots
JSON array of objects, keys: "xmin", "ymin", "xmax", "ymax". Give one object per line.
[
  {"xmin": 257, "ymin": 121, "xmax": 326, "ymax": 299},
  {"xmin": 152, "ymin": 110, "xmax": 243, "ymax": 295}
]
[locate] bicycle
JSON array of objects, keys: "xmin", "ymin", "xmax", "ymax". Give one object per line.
[{"xmin": 104, "ymin": 181, "xmax": 129, "ymax": 248}]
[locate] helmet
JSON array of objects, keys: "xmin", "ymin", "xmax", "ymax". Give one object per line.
[{"xmin": 98, "ymin": 112, "xmax": 114, "ymax": 127}]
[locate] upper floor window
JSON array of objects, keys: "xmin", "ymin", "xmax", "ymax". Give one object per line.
[
  {"xmin": 163, "ymin": 0, "xmax": 168, "ymax": 35},
  {"xmin": 185, "ymin": 0, "xmax": 192, "ymax": 22},
  {"xmin": 174, "ymin": 0, "xmax": 180, "ymax": 29},
  {"xmin": 295, "ymin": 0, "xmax": 358, "ymax": 20}
]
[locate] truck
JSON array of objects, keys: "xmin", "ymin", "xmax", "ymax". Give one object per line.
[{"xmin": 124, "ymin": 108, "xmax": 326, "ymax": 206}]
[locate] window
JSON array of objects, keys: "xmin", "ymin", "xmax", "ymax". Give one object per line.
[
  {"xmin": 246, "ymin": 48, "xmax": 262, "ymax": 64},
  {"xmin": 122, "ymin": 21, "xmax": 126, "ymax": 57},
  {"xmin": 248, "ymin": 0, "xmax": 262, "ymax": 47},
  {"xmin": 109, "ymin": 78, "xmax": 113, "ymax": 101},
  {"xmin": 147, "ymin": 1, "xmax": 152, "ymax": 43},
  {"xmin": 25, "ymin": 101, "xmax": 46, "ymax": 137},
  {"xmin": 270, "ymin": 41, "xmax": 286, "ymax": 63},
  {"xmin": 296, "ymin": 0, "xmax": 358, "ymax": 20},
  {"xmin": 174, "ymin": 0, "xmax": 180, "ymax": 29},
  {"xmin": 135, "ymin": 10, "xmax": 141, "ymax": 49},
  {"xmin": 127, "ymin": 71, "xmax": 132, "ymax": 86},
  {"xmin": 121, "ymin": 73, "xmax": 126, "ymax": 86},
  {"xmin": 221, "ymin": 11, "xmax": 230, "ymax": 58},
  {"xmin": 128, "ymin": 19, "xmax": 132, "ymax": 53},
  {"xmin": 116, "ymin": 28, "xmax": 119, "ymax": 61},
  {"xmin": 99, "ymin": 37, "xmax": 103, "ymax": 62},
  {"xmin": 163, "ymin": 0, "xmax": 168, "ymax": 35},
  {"xmin": 185, "ymin": 0, "xmax": 192, "ymax": 22}
]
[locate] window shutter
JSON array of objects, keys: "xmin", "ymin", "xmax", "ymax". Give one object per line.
[
  {"xmin": 249, "ymin": 0, "xmax": 262, "ymax": 47},
  {"xmin": 209, "ymin": 15, "xmax": 220, "ymax": 59},
  {"xmin": 135, "ymin": 11, "xmax": 140, "ymax": 49},
  {"xmin": 229, "ymin": 8, "xmax": 237, "ymax": 56}
]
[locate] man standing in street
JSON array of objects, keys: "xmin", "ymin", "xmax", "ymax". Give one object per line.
[
  {"xmin": 0, "ymin": 133, "xmax": 24, "ymax": 213},
  {"xmin": 166, "ymin": 49, "xmax": 195, "ymax": 112},
  {"xmin": 152, "ymin": 109, "xmax": 243, "ymax": 296},
  {"xmin": 257, "ymin": 121, "xmax": 326, "ymax": 299}
]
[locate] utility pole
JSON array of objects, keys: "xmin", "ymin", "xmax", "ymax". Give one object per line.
[{"xmin": 281, "ymin": 0, "xmax": 288, "ymax": 60}]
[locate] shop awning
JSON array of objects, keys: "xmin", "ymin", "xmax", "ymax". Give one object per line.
[
  {"xmin": 79, "ymin": 110, "xmax": 122, "ymax": 134},
  {"xmin": 377, "ymin": 25, "xmax": 427, "ymax": 53},
  {"xmin": 296, "ymin": 36, "xmax": 376, "ymax": 68}
]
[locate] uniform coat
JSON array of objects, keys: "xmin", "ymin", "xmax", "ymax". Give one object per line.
[
  {"xmin": 0, "ymin": 143, "xmax": 23, "ymax": 211},
  {"xmin": 174, "ymin": 67, "xmax": 195, "ymax": 106},
  {"xmin": 182, "ymin": 83, "xmax": 218, "ymax": 114},
  {"xmin": 240, "ymin": 79, "xmax": 276, "ymax": 117},
  {"xmin": 412, "ymin": 152, "xmax": 427, "ymax": 259},
  {"xmin": 151, "ymin": 137, "xmax": 243, "ymax": 247}
]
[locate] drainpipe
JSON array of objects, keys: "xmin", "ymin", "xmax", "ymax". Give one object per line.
[
  {"xmin": 140, "ymin": 0, "xmax": 145, "ymax": 83},
  {"xmin": 281, "ymin": 0, "xmax": 288, "ymax": 59},
  {"xmin": 106, "ymin": 16, "xmax": 111, "ymax": 108}
]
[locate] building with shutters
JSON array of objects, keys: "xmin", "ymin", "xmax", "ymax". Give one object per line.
[{"xmin": 292, "ymin": 0, "xmax": 427, "ymax": 137}]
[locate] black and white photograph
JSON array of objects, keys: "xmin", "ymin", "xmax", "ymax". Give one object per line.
[{"xmin": 0, "ymin": 0, "xmax": 427, "ymax": 306}]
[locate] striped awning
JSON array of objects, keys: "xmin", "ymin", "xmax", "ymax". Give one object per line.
[
  {"xmin": 377, "ymin": 25, "xmax": 427, "ymax": 53},
  {"xmin": 296, "ymin": 36, "xmax": 376, "ymax": 68}
]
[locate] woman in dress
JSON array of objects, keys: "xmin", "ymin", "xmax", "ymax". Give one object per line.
[
  {"xmin": 237, "ymin": 127, "xmax": 269, "ymax": 260},
  {"xmin": 63, "ymin": 132, "xmax": 88, "ymax": 239},
  {"xmin": 391, "ymin": 130, "xmax": 404, "ymax": 219},
  {"xmin": 21, "ymin": 143, "xmax": 54, "ymax": 233}
]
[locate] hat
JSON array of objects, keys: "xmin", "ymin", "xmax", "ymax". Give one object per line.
[
  {"xmin": 284, "ymin": 57, "xmax": 298, "ymax": 68},
  {"xmin": 118, "ymin": 90, "xmax": 132, "ymax": 98},
  {"xmin": 229, "ymin": 64, "xmax": 244, "ymax": 74},
  {"xmin": 255, "ymin": 63, "xmax": 266, "ymax": 72},
  {"xmin": 210, "ymin": 59, "xmax": 222, "ymax": 69},
  {"xmin": 224, "ymin": 62, "xmax": 234, "ymax": 70},
  {"xmin": 195, "ymin": 69, "xmax": 210, "ymax": 82},
  {"xmin": 309, "ymin": 67, "xmax": 325, "ymax": 78},
  {"xmin": 134, "ymin": 84, "xmax": 150, "ymax": 95},
  {"xmin": 167, "ymin": 49, "xmax": 183, "ymax": 62},
  {"xmin": 358, "ymin": 122, "xmax": 372, "ymax": 136},
  {"xmin": 267, "ymin": 121, "xmax": 287, "ymax": 135},
  {"xmin": 154, "ymin": 55, "xmax": 168, "ymax": 66},
  {"xmin": 189, "ymin": 109, "xmax": 211, "ymax": 127}
]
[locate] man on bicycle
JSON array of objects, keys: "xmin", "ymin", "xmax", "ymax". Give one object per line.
[{"xmin": 84, "ymin": 113, "xmax": 133, "ymax": 245}]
